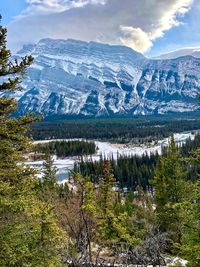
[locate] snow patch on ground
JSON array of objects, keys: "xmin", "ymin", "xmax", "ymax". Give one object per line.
[{"xmin": 27, "ymin": 131, "xmax": 196, "ymax": 183}]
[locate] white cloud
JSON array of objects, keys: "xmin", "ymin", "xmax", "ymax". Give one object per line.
[
  {"xmin": 119, "ymin": 0, "xmax": 193, "ymax": 52},
  {"xmin": 22, "ymin": 0, "xmax": 84, "ymax": 15},
  {"xmin": 120, "ymin": 26, "xmax": 153, "ymax": 53},
  {"xmin": 22, "ymin": 0, "xmax": 106, "ymax": 15},
  {"xmin": 8, "ymin": 0, "xmax": 194, "ymax": 53}
]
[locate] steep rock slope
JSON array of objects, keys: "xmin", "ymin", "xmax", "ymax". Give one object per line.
[{"xmin": 10, "ymin": 38, "xmax": 200, "ymax": 117}]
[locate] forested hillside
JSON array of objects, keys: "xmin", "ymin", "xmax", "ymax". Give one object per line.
[
  {"xmin": 31, "ymin": 115, "xmax": 200, "ymax": 143},
  {"xmin": 0, "ymin": 19, "xmax": 199, "ymax": 267}
]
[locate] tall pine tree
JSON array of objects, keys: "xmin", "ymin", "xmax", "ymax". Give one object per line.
[
  {"xmin": 0, "ymin": 17, "xmax": 66, "ymax": 266},
  {"xmin": 42, "ymin": 149, "xmax": 57, "ymax": 189},
  {"xmin": 153, "ymin": 135, "xmax": 186, "ymax": 243},
  {"xmin": 178, "ymin": 150, "xmax": 200, "ymax": 266}
]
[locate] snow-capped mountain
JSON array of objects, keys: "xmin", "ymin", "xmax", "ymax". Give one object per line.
[
  {"xmin": 155, "ymin": 47, "xmax": 200, "ymax": 60},
  {"xmin": 11, "ymin": 38, "xmax": 200, "ymax": 117}
]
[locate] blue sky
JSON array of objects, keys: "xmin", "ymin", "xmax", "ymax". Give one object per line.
[
  {"xmin": 1, "ymin": 0, "xmax": 28, "ymax": 25},
  {"xmin": 1, "ymin": 0, "xmax": 200, "ymax": 57},
  {"xmin": 149, "ymin": 1, "xmax": 200, "ymax": 56}
]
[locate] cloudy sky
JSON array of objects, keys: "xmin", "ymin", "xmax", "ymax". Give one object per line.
[{"xmin": 1, "ymin": 0, "xmax": 200, "ymax": 57}]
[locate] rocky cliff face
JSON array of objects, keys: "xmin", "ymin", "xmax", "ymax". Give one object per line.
[{"xmin": 9, "ymin": 38, "xmax": 200, "ymax": 117}]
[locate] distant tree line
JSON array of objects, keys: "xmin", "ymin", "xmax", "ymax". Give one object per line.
[
  {"xmin": 35, "ymin": 140, "xmax": 96, "ymax": 157},
  {"xmin": 30, "ymin": 116, "xmax": 200, "ymax": 143}
]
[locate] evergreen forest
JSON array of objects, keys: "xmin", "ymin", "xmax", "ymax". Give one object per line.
[
  {"xmin": 35, "ymin": 140, "xmax": 96, "ymax": 157},
  {"xmin": 31, "ymin": 115, "xmax": 200, "ymax": 143},
  {"xmin": 0, "ymin": 18, "xmax": 200, "ymax": 267}
]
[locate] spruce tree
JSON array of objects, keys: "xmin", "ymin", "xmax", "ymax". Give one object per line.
[
  {"xmin": 152, "ymin": 136, "xmax": 186, "ymax": 243},
  {"xmin": 97, "ymin": 161, "xmax": 132, "ymax": 245},
  {"xmin": 178, "ymin": 150, "xmax": 200, "ymax": 266},
  {"xmin": 98, "ymin": 161, "xmax": 116, "ymax": 241},
  {"xmin": 178, "ymin": 181, "xmax": 200, "ymax": 267},
  {"xmin": 0, "ymin": 17, "xmax": 66, "ymax": 266},
  {"xmin": 42, "ymin": 149, "xmax": 57, "ymax": 189}
]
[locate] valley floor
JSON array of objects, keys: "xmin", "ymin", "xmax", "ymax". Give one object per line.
[{"xmin": 26, "ymin": 130, "xmax": 197, "ymax": 183}]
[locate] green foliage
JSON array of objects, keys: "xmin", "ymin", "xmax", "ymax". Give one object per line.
[
  {"xmin": 67, "ymin": 173, "xmax": 98, "ymax": 262},
  {"xmin": 97, "ymin": 161, "xmax": 116, "ymax": 241},
  {"xmin": 31, "ymin": 115, "xmax": 200, "ymax": 143},
  {"xmin": 74, "ymin": 153, "xmax": 158, "ymax": 190},
  {"xmin": 42, "ymin": 149, "xmax": 57, "ymax": 189},
  {"xmin": 0, "ymin": 201, "xmax": 66, "ymax": 267},
  {"xmin": 35, "ymin": 140, "xmax": 96, "ymax": 157},
  {"xmin": 96, "ymin": 162, "xmax": 152, "ymax": 247},
  {"xmin": 1, "ymin": 15, "xmax": 200, "ymax": 267},
  {"xmin": 74, "ymin": 173, "xmax": 98, "ymax": 218},
  {"xmin": 153, "ymin": 136, "xmax": 187, "ymax": 243},
  {"xmin": 153, "ymin": 135, "xmax": 200, "ymax": 267},
  {"xmin": 177, "ymin": 181, "xmax": 200, "ymax": 266},
  {"xmin": 0, "ymin": 17, "xmax": 66, "ymax": 266}
]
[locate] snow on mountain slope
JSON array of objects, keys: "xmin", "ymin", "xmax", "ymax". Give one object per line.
[
  {"xmin": 155, "ymin": 47, "xmax": 200, "ymax": 60},
  {"xmin": 10, "ymin": 38, "xmax": 200, "ymax": 117}
]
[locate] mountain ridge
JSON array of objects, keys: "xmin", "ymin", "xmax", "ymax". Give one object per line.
[
  {"xmin": 8, "ymin": 38, "xmax": 200, "ymax": 117},
  {"xmin": 154, "ymin": 47, "xmax": 200, "ymax": 60}
]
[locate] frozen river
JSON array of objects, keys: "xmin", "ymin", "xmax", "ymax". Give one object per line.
[{"xmin": 27, "ymin": 131, "xmax": 196, "ymax": 183}]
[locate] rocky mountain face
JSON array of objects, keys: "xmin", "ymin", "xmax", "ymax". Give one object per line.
[{"xmin": 8, "ymin": 38, "xmax": 200, "ymax": 117}]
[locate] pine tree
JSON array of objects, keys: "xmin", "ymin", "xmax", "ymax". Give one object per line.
[
  {"xmin": 0, "ymin": 17, "xmax": 66, "ymax": 266},
  {"xmin": 177, "ymin": 150, "xmax": 200, "ymax": 266},
  {"xmin": 42, "ymin": 149, "xmax": 57, "ymax": 189},
  {"xmin": 178, "ymin": 181, "xmax": 200, "ymax": 267},
  {"xmin": 97, "ymin": 161, "xmax": 131, "ymax": 246},
  {"xmin": 152, "ymin": 135, "xmax": 187, "ymax": 243},
  {"xmin": 97, "ymin": 161, "xmax": 116, "ymax": 241}
]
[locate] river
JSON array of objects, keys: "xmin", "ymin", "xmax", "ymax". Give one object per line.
[{"xmin": 26, "ymin": 131, "xmax": 196, "ymax": 183}]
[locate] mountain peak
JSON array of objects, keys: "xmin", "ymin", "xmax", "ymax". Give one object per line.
[
  {"xmin": 12, "ymin": 39, "xmax": 200, "ymax": 117},
  {"xmin": 25, "ymin": 38, "xmax": 146, "ymax": 61},
  {"xmin": 154, "ymin": 47, "xmax": 200, "ymax": 60},
  {"xmin": 17, "ymin": 43, "xmax": 36, "ymax": 55}
]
